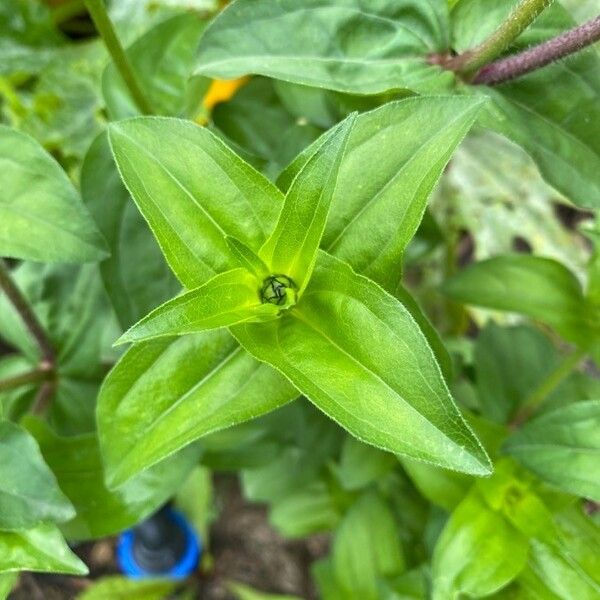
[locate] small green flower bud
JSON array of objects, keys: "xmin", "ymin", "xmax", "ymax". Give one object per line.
[{"xmin": 260, "ymin": 275, "xmax": 297, "ymax": 308}]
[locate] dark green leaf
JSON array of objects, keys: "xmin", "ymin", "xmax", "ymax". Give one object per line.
[{"xmin": 442, "ymin": 255, "xmax": 591, "ymax": 345}]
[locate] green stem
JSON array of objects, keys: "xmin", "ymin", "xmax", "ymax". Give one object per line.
[
  {"xmin": 0, "ymin": 260, "xmax": 55, "ymax": 365},
  {"xmin": 512, "ymin": 346, "xmax": 586, "ymax": 426},
  {"xmin": 84, "ymin": 0, "xmax": 153, "ymax": 114},
  {"xmin": 451, "ymin": 0, "xmax": 554, "ymax": 76},
  {"xmin": 0, "ymin": 369, "xmax": 50, "ymax": 393}
]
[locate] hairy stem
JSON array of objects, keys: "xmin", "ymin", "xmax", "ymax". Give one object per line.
[
  {"xmin": 474, "ymin": 14, "xmax": 600, "ymax": 85},
  {"xmin": 84, "ymin": 0, "xmax": 153, "ymax": 114},
  {"xmin": 0, "ymin": 259, "xmax": 55, "ymax": 365},
  {"xmin": 448, "ymin": 0, "xmax": 554, "ymax": 76},
  {"xmin": 0, "ymin": 368, "xmax": 50, "ymax": 393},
  {"xmin": 512, "ymin": 347, "xmax": 586, "ymax": 427}
]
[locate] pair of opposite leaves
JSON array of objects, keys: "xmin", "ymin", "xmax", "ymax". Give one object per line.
[{"xmin": 107, "ymin": 110, "xmax": 492, "ymax": 479}]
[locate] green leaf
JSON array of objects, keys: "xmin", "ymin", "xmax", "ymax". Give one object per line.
[
  {"xmin": 0, "ymin": 523, "xmax": 87, "ymax": 575},
  {"xmin": 432, "ymin": 489, "xmax": 528, "ymax": 599},
  {"xmin": 279, "ymin": 96, "xmax": 487, "ymax": 291},
  {"xmin": 0, "ymin": 420, "xmax": 75, "ymax": 531},
  {"xmin": 0, "ymin": 125, "xmax": 108, "ymax": 263},
  {"xmin": 226, "ymin": 236, "xmax": 270, "ymax": 279},
  {"xmin": 98, "ymin": 331, "xmax": 296, "ymax": 487},
  {"xmin": 77, "ymin": 576, "xmax": 176, "ymax": 600},
  {"xmin": 504, "ymin": 400, "xmax": 600, "ymax": 502},
  {"xmin": 102, "ymin": 14, "xmax": 208, "ymax": 120},
  {"xmin": 108, "ymin": 117, "xmax": 282, "ymax": 288},
  {"xmin": 336, "ymin": 436, "xmax": 396, "ymax": 491},
  {"xmin": 23, "ymin": 417, "xmax": 201, "ymax": 540},
  {"xmin": 0, "ymin": 573, "xmax": 17, "ymax": 600},
  {"xmin": 331, "ymin": 492, "xmax": 405, "ymax": 600},
  {"xmin": 234, "ymin": 252, "xmax": 491, "ymax": 476},
  {"xmin": 474, "ymin": 324, "xmax": 561, "ymax": 424},
  {"xmin": 464, "ymin": 3, "xmax": 600, "ymax": 209},
  {"xmin": 194, "ymin": 0, "xmax": 454, "ymax": 94},
  {"xmin": 442, "ymin": 255, "xmax": 591, "ymax": 345},
  {"xmin": 260, "ymin": 113, "xmax": 356, "ymax": 293},
  {"xmin": 228, "ymin": 582, "xmax": 302, "ymax": 600},
  {"xmin": 81, "ymin": 132, "xmax": 180, "ymax": 329},
  {"xmin": 117, "ymin": 269, "xmax": 277, "ymax": 345}
]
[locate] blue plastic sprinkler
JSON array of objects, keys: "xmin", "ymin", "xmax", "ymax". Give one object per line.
[{"xmin": 117, "ymin": 506, "xmax": 202, "ymax": 579}]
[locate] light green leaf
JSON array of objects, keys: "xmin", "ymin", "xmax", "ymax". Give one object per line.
[
  {"xmin": 23, "ymin": 417, "xmax": 201, "ymax": 540},
  {"xmin": 98, "ymin": 331, "xmax": 296, "ymax": 487},
  {"xmin": 279, "ymin": 96, "xmax": 487, "ymax": 291},
  {"xmin": 103, "ymin": 13, "xmax": 208, "ymax": 120},
  {"xmin": 195, "ymin": 0, "xmax": 453, "ymax": 94},
  {"xmin": 234, "ymin": 252, "xmax": 491, "ymax": 475},
  {"xmin": 504, "ymin": 400, "xmax": 600, "ymax": 502},
  {"xmin": 0, "ymin": 125, "xmax": 108, "ymax": 263},
  {"xmin": 465, "ymin": 3, "xmax": 600, "ymax": 209},
  {"xmin": 228, "ymin": 582, "xmax": 302, "ymax": 600},
  {"xmin": 0, "ymin": 523, "xmax": 87, "ymax": 575},
  {"xmin": 81, "ymin": 132, "xmax": 180, "ymax": 329},
  {"xmin": 260, "ymin": 113, "xmax": 356, "ymax": 292},
  {"xmin": 108, "ymin": 117, "xmax": 283, "ymax": 289},
  {"xmin": 117, "ymin": 269, "xmax": 276, "ymax": 345},
  {"xmin": 432, "ymin": 489, "xmax": 528, "ymax": 599},
  {"xmin": 331, "ymin": 492, "xmax": 405, "ymax": 600},
  {"xmin": 0, "ymin": 572, "xmax": 17, "ymax": 600},
  {"xmin": 0, "ymin": 421, "xmax": 75, "ymax": 531},
  {"xmin": 226, "ymin": 236, "xmax": 270, "ymax": 278},
  {"xmin": 77, "ymin": 576, "xmax": 176, "ymax": 600},
  {"xmin": 442, "ymin": 255, "xmax": 592, "ymax": 345}
]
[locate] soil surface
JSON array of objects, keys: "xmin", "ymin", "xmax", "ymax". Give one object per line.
[{"xmin": 9, "ymin": 476, "xmax": 327, "ymax": 599}]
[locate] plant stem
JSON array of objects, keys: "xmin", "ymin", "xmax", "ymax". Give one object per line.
[
  {"xmin": 0, "ymin": 369, "xmax": 50, "ymax": 393},
  {"xmin": 84, "ymin": 0, "xmax": 153, "ymax": 114},
  {"xmin": 0, "ymin": 260, "xmax": 55, "ymax": 365},
  {"xmin": 512, "ymin": 346, "xmax": 586, "ymax": 427},
  {"xmin": 449, "ymin": 0, "xmax": 554, "ymax": 76},
  {"xmin": 474, "ymin": 14, "xmax": 600, "ymax": 85}
]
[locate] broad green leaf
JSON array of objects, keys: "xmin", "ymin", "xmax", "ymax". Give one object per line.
[
  {"xmin": 77, "ymin": 576, "xmax": 176, "ymax": 600},
  {"xmin": 108, "ymin": 117, "xmax": 283, "ymax": 288},
  {"xmin": 504, "ymin": 401, "xmax": 600, "ymax": 502},
  {"xmin": 0, "ymin": 355, "xmax": 37, "ymax": 421},
  {"xmin": 24, "ymin": 418, "xmax": 201, "ymax": 540},
  {"xmin": 460, "ymin": 3, "xmax": 600, "ymax": 209},
  {"xmin": 331, "ymin": 492, "xmax": 405, "ymax": 600},
  {"xmin": 260, "ymin": 113, "xmax": 356, "ymax": 293},
  {"xmin": 442, "ymin": 255, "xmax": 592, "ymax": 345},
  {"xmin": 117, "ymin": 269, "xmax": 276, "ymax": 345},
  {"xmin": 0, "ymin": 421, "xmax": 75, "ymax": 531},
  {"xmin": 81, "ymin": 132, "xmax": 180, "ymax": 329},
  {"xmin": 98, "ymin": 331, "xmax": 296, "ymax": 487},
  {"xmin": 195, "ymin": 0, "xmax": 454, "ymax": 94},
  {"xmin": 279, "ymin": 96, "xmax": 487, "ymax": 290},
  {"xmin": 432, "ymin": 490, "xmax": 528, "ymax": 599},
  {"xmin": 0, "ymin": 523, "xmax": 87, "ymax": 575},
  {"xmin": 103, "ymin": 14, "xmax": 208, "ymax": 120},
  {"xmin": 234, "ymin": 252, "xmax": 491, "ymax": 476},
  {"xmin": 0, "ymin": 126, "xmax": 108, "ymax": 263}
]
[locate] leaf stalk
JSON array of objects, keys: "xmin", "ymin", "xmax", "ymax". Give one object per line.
[{"xmin": 84, "ymin": 0, "xmax": 153, "ymax": 114}]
